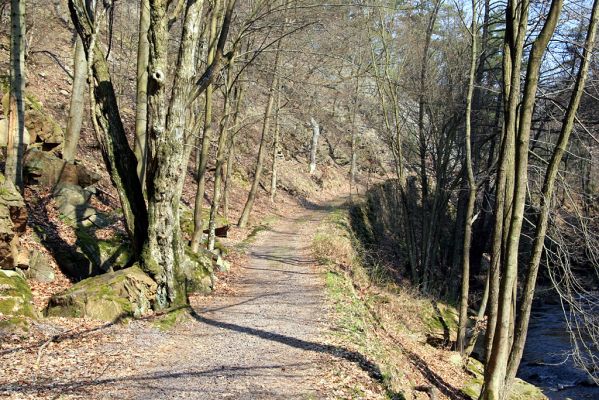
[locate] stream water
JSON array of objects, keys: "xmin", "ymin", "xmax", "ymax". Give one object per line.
[{"xmin": 517, "ymin": 303, "xmax": 598, "ymax": 399}]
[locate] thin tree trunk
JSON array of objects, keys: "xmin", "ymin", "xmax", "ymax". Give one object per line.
[
  {"xmin": 308, "ymin": 116, "xmax": 319, "ymax": 174},
  {"xmin": 6, "ymin": 0, "xmax": 26, "ymax": 190},
  {"xmin": 207, "ymin": 61, "xmax": 235, "ymax": 251},
  {"xmin": 457, "ymin": 0, "xmax": 478, "ymax": 354},
  {"xmin": 223, "ymin": 81, "xmax": 245, "ymax": 219},
  {"xmin": 134, "ymin": 0, "xmax": 150, "ymax": 184},
  {"xmin": 483, "ymin": 1, "xmax": 563, "ymax": 398},
  {"xmin": 504, "ymin": 0, "xmax": 597, "ymax": 387},
  {"xmin": 63, "ymin": 37, "xmax": 87, "ymax": 163},
  {"xmin": 190, "ymin": 0, "xmax": 221, "ymax": 252},
  {"xmin": 269, "ymin": 77, "xmax": 282, "ymax": 203},
  {"xmin": 238, "ymin": 42, "xmax": 282, "ymax": 228},
  {"xmin": 69, "ymin": 0, "xmax": 148, "ymax": 258}
]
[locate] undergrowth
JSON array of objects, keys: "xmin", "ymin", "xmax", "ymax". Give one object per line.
[{"xmin": 313, "ymin": 203, "xmax": 466, "ymax": 399}]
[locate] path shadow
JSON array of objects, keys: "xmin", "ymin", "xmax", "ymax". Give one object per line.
[{"xmin": 189, "ymin": 310, "xmax": 404, "ymax": 399}]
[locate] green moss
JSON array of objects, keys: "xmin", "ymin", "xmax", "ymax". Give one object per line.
[
  {"xmin": 180, "ymin": 206, "xmax": 229, "ymax": 235},
  {"xmin": 45, "ymin": 266, "xmax": 156, "ymax": 321},
  {"xmin": 0, "ymin": 271, "xmax": 38, "ymax": 332},
  {"xmin": 153, "ymin": 308, "xmax": 189, "ymax": 331}
]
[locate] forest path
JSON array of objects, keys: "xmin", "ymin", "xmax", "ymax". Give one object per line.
[{"xmin": 105, "ymin": 201, "xmax": 363, "ymax": 399}]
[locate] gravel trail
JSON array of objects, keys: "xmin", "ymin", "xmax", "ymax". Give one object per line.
[{"xmin": 115, "ymin": 208, "xmax": 338, "ymax": 399}]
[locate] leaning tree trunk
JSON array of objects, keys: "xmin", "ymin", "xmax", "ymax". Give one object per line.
[
  {"xmin": 69, "ymin": 0, "xmax": 149, "ymax": 258},
  {"xmin": 190, "ymin": 0, "xmax": 222, "ymax": 252},
  {"xmin": 457, "ymin": 0, "xmax": 478, "ymax": 355},
  {"xmin": 63, "ymin": 37, "xmax": 87, "ymax": 163},
  {"xmin": 6, "ymin": 0, "xmax": 26, "ymax": 191},
  {"xmin": 134, "ymin": 0, "xmax": 150, "ymax": 184},
  {"xmin": 308, "ymin": 117, "xmax": 320, "ymax": 175},
  {"xmin": 238, "ymin": 43, "xmax": 282, "ymax": 228}
]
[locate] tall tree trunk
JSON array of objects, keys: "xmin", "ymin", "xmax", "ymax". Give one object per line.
[
  {"xmin": 308, "ymin": 116, "xmax": 320, "ymax": 174},
  {"xmin": 134, "ymin": 0, "xmax": 150, "ymax": 184},
  {"xmin": 483, "ymin": 1, "xmax": 563, "ymax": 398},
  {"xmin": 207, "ymin": 61, "xmax": 236, "ymax": 251},
  {"xmin": 238, "ymin": 43, "xmax": 282, "ymax": 228},
  {"xmin": 504, "ymin": 0, "xmax": 597, "ymax": 387},
  {"xmin": 69, "ymin": 0, "xmax": 148, "ymax": 258},
  {"xmin": 223, "ymin": 81, "xmax": 245, "ymax": 219},
  {"xmin": 6, "ymin": 0, "xmax": 26, "ymax": 190},
  {"xmin": 190, "ymin": 0, "xmax": 221, "ymax": 252},
  {"xmin": 269, "ymin": 77, "xmax": 282, "ymax": 203},
  {"xmin": 63, "ymin": 37, "xmax": 86, "ymax": 163},
  {"xmin": 457, "ymin": 0, "xmax": 478, "ymax": 354}
]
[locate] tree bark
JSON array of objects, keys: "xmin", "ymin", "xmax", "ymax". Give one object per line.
[
  {"xmin": 269, "ymin": 77, "xmax": 282, "ymax": 203},
  {"xmin": 504, "ymin": 0, "xmax": 597, "ymax": 387},
  {"xmin": 63, "ymin": 37, "xmax": 87, "ymax": 163},
  {"xmin": 308, "ymin": 116, "xmax": 320, "ymax": 174},
  {"xmin": 238, "ymin": 42, "xmax": 282, "ymax": 228},
  {"xmin": 483, "ymin": 1, "xmax": 563, "ymax": 398},
  {"xmin": 457, "ymin": 0, "xmax": 478, "ymax": 354},
  {"xmin": 69, "ymin": 0, "xmax": 148, "ymax": 258},
  {"xmin": 190, "ymin": 0, "xmax": 222, "ymax": 252},
  {"xmin": 134, "ymin": 0, "xmax": 150, "ymax": 185},
  {"xmin": 207, "ymin": 61, "xmax": 236, "ymax": 251},
  {"xmin": 6, "ymin": 0, "xmax": 26, "ymax": 191}
]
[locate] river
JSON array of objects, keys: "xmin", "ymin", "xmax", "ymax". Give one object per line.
[{"xmin": 517, "ymin": 302, "xmax": 598, "ymax": 399}]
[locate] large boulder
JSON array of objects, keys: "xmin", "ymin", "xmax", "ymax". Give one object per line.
[
  {"xmin": 462, "ymin": 358, "xmax": 547, "ymax": 400},
  {"xmin": 1, "ymin": 91, "xmax": 63, "ymax": 150},
  {"xmin": 0, "ymin": 173, "xmax": 28, "ymax": 270},
  {"xmin": 0, "ymin": 270, "xmax": 38, "ymax": 331},
  {"xmin": 25, "ymin": 250, "xmax": 55, "ymax": 283},
  {"xmin": 23, "ymin": 149, "xmax": 101, "ymax": 188},
  {"xmin": 45, "ymin": 265, "xmax": 156, "ymax": 321},
  {"xmin": 0, "ymin": 118, "xmax": 31, "ymax": 147}
]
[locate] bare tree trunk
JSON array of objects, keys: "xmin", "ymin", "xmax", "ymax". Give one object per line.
[
  {"xmin": 269, "ymin": 77, "xmax": 282, "ymax": 203},
  {"xmin": 207, "ymin": 61, "xmax": 236, "ymax": 251},
  {"xmin": 63, "ymin": 37, "xmax": 87, "ymax": 163},
  {"xmin": 238, "ymin": 42, "xmax": 282, "ymax": 228},
  {"xmin": 483, "ymin": 1, "xmax": 563, "ymax": 398},
  {"xmin": 69, "ymin": 0, "xmax": 148, "ymax": 258},
  {"xmin": 6, "ymin": 0, "xmax": 26, "ymax": 190},
  {"xmin": 190, "ymin": 0, "xmax": 221, "ymax": 252},
  {"xmin": 457, "ymin": 0, "xmax": 478, "ymax": 354},
  {"xmin": 504, "ymin": 0, "xmax": 597, "ymax": 387},
  {"xmin": 134, "ymin": 0, "xmax": 150, "ymax": 184},
  {"xmin": 223, "ymin": 81, "xmax": 245, "ymax": 219},
  {"xmin": 308, "ymin": 116, "xmax": 319, "ymax": 174}
]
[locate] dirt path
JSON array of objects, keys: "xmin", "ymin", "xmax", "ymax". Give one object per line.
[
  {"xmin": 124, "ymin": 209, "xmax": 334, "ymax": 399},
  {"xmin": 2, "ymin": 203, "xmax": 384, "ymax": 399}
]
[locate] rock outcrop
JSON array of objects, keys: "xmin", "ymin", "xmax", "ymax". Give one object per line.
[
  {"xmin": 0, "ymin": 270, "xmax": 38, "ymax": 331},
  {"xmin": 45, "ymin": 265, "xmax": 156, "ymax": 321},
  {"xmin": 0, "ymin": 173, "xmax": 28, "ymax": 271}
]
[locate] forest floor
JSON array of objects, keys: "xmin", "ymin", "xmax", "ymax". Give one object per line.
[{"xmin": 0, "ymin": 198, "xmax": 386, "ymax": 399}]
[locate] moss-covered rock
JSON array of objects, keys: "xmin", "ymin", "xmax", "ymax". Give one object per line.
[
  {"xmin": 1, "ymin": 91, "xmax": 63, "ymax": 149},
  {"xmin": 76, "ymin": 229, "xmax": 131, "ymax": 272},
  {"xmin": 462, "ymin": 358, "xmax": 547, "ymax": 400},
  {"xmin": 45, "ymin": 265, "xmax": 156, "ymax": 321},
  {"xmin": 183, "ymin": 248, "xmax": 215, "ymax": 295},
  {"xmin": 180, "ymin": 205, "xmax": 229, "ymax": 236},
  {"xmin": 0, "ymin": 270, "xmax": 38, "ymax": 331},
  {"xmin": 0, "ymin": 173, "xmax": 28, "ymax": 270}
]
